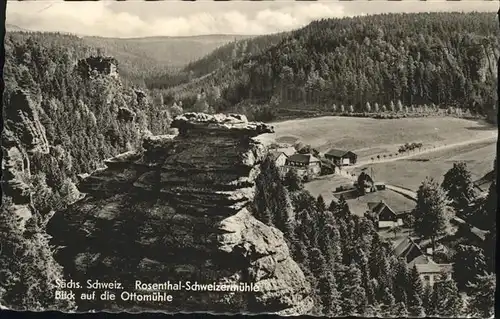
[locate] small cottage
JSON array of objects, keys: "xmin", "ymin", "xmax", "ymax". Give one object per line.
[
  {"xmin": 324, "ymin": 149, "xmax": 357, "ymax": 166},
  {"xmin": 393, "ymin": 236, "xmax": 427, "ymax": 266},
  {"xmin": 285, "ymin": 154, "xmax": 321, "ymax": 179},
  {"xmin": 269, "ymin": 151, "xmax": 288, "ymax": 167},
  {"xmin": 415, "ymin": 261, "xmax": 453, "ymax": 287},
  {"xmin": 367, "ymin": 200, "xmax": 408, "ymax": 228}
]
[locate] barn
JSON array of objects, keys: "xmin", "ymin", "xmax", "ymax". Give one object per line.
[
  {"xmin": 367, "ymin": 200, "xmax": 409, "ymax": 229},
  {"xmin": 324, "ymin": 149, "xmax": 358, "ymax": 166}
]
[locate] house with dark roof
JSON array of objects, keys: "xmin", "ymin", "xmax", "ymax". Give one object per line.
[
  {"xmin": 393, "ymin": 236, "xmax": 427, "ymax": 266},
  {"xmin": 415, "ymin": 261, "xmax": 453, "ymax": 287},
  {"xmin": 284, "ymin": 154, "xmax": 321, "ymax": 179},
  {"xmin": 367, "ymin": 200, "xmax": 409, "ymax": 229},
  {"xmin": 324, "ymin": 149, "xmax": 357, "ymax": 166},
  {"xmin": 392, "ymin": 236, "xmax": 454, "ymax": 286}
]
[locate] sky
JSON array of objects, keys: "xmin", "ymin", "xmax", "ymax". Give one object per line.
[{"xmin": 5, "ymin": 0, "xmax": 499, "ymax": 38}]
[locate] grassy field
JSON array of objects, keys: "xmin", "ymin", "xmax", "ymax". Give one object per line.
[
  {"xmin": 348, "ymin": 140, "xmax": 497, "ymax": 191},
  {"xmin": 304, "ymin": 175, "xmax": 353, "ymax": 207},
  {"xmin": 304, "ymin": 175, "xmax": 416, "ymax": 216},
  {"xmin": 271, "ymin": 116, "xmax": 497, "ymax": 160},
  {"xmin": 344, "ymin": 190, "xmax": 416, "ymax": 216},
  {"xmin": 284, "ymin": 116, "xmax": 497, "ymax": 216}
]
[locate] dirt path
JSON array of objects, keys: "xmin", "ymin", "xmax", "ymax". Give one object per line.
[
  {"xmin": 385, "ymin": 184, "xmax": 417, "ymax": 201},
  {"xmin": 352, "ymin": 134, "xmax": 497, "ymax": 168}
]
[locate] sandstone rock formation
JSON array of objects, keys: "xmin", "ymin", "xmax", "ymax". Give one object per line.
[
  {"xmin": 1, "ymin": 130, "xmax": 33, "ymax": 227},
  {"xmin": 4, "ymin": 90, "xmax": 50, "ymax": 155},
  {"xmin": 47, "ymin": 113, "xmax": 313, "ymax": 315},
  {"xmin": 2, "ymin": 90, "xmax": 51, "ymax": 227}
]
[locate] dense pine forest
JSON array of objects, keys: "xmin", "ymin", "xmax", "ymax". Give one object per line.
[
  {"xmin": 252, "ymin": 158, "xmax": 496, "ymax": 317},
  {"xmin": 158, "ymin": 12, "xmax": 498, "ymax": 121},
  {"xmin": 0, "ymin": 10, "xmax": 497, "ymax": 315}
]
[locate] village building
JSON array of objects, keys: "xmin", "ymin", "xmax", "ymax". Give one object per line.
[
  {"xmin": 324, "ymin": 149, "xmax": 358, "ymax": 166},
  {"xmin": 367, "ymin": 200, "xmax": 409, "ymax": 229},
  {"xmin": 392, "ymin": 236, "xmax": 453, "ymax": 287},
  {"xmin": 284, "ymin": 154, "xmax": 321, "ymax": 179},
  {"xmin": 269, "ymin": 151, "xmax": 288, "ymax": 167},
  {"xmin": 393, "ymin": 236, "xmax": 428, "ymax": 266},
  {"xmin": 415, "ymin": 261, "xmax": 453, "ymax": 287}
]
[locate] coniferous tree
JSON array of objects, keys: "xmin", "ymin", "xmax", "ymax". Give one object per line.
[
  {"xmin": 317, "ymin": 272, "xmax": 341, "ymax": 316},
  {"xmin": 466, "ymin": 273, "xmax": 496, "ymax": 318},
  {"xmin": 407, "ymin": 266, "xmax": 425, "ymax": 317},
  {"xmin": 328, "ymin": 199, "xmax": 337, "ymax": 212},
  {"xmin": 283, "ymin": 169, "xmax": 302, "ymax": 192},
  {"xmin": 392, "ymin": 258, "xmax": 410, "ymax": 304},
  {"xmin": 422, "ymin": 284, "xmax": 433, "ymax": 315},
  {"xmin": 441, "ymin": 162, "xmax": 476, "ymax": 211},
  {"xmin": 452, "ymin": 244, "xmax": 488, "ymax": 291},
  {"xmin": 334, "ymin": 195, "xmax": 351, "ymax": 221},
  {"xmin": 429, "ymin": 277, "xmax": 463, "ymax": 317},
  {"xmin": 309, "ymin": 248, "xmax": 327, "ymax": 281},
  {"xmin": 413, "ymin": 177, "xmax": 448, "ymax": 254},
  {"xmin": 316, "ymin": 195, "xmax": 326, "ymax": 212}
]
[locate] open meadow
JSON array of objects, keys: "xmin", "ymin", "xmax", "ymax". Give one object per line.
[
  {"xmin": 271, "ymin": 116, "xmax": 497, "ymax": 161},
  {"xmin": 348, "ymin": 140, "xmax": 497, "ymax": 191},
  {"xmin": 282, "ymin": 116, "xmax": 498, "ymax": 215},
  {"xmin": 304, "ymin": 175, "xmax": 416, "ymax": 216}
]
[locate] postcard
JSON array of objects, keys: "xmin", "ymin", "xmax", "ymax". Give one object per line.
[{"xmin": 1, "ymin": 0, "xmax": 497, "ymax": 317}]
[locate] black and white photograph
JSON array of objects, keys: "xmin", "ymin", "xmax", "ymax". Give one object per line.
[{"xmin": 1, "ymin": 0, "xmax": 498, "ymax": 317}]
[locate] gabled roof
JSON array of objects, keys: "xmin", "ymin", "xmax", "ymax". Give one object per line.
[
  {"xmin": 287, "ymin": 154, "xmax": 320, "ymax": 164},
  {"xmin": 393, "ymin": 236, "xmax": 423, "ymax": 259},
  {"xmin": 415, "ymin": 260, "xmax": 453, "ymax": 274},
  {"xmin": 276, "ymin": 147, "xmax": 296, "ymax": 157},
  {"xmin": 325, "ymin": 149, "xmax": 352, "ymax": 157},
  {"xmin": 367, "ymin": 200, "xmax": 400, "ymax": 216},
  {"xmin": 408, "ymin": 255, "xmax": 431, "ymax": 268},
  {"xmin": 269, "ymin": 151, "xmax": 288, "ymax": 160}
]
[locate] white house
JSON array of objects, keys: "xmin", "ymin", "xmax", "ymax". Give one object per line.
[{"xmin": 415, "ymin": 261, "xmax": 453, "ymax": 287}]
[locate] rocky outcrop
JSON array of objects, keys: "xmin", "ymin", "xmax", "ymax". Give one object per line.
[
  {"xmin": 1, "ymin": 131, "xmax": 33, "ymax": 227},
  {"xmin": 47, "ymin": 113, "xmax": 313, "ymax": 315},
  {"xmin": 4, "ymin": 90, "xmax": 50, "ymax": 155},
  {"xmin": 1, "ymin": 90, "xmax": 51, "ymax": 227},
  {"xmin": 77, "ymin": 56, "xmax": 119, "ymax": 79}
]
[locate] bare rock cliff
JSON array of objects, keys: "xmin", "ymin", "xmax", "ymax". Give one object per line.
[{"xmin": 47, "ymin": 113, "xmax": 313, "ymax": 315}]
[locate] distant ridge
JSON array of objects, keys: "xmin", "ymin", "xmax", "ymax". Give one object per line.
[
  {"xmin": 5, "ymin": 24, "xmax": 27, "ymax": 32},
  {"xmin": 89, "ymin": 34, "xmax": 257, "ymax": 41}
]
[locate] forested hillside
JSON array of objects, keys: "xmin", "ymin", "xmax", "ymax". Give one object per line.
[
  {"xmin": 81, "ymin": 34, "xmax": 256, "ymax": 86},
  {"xmin": 144, "ymin": 33, "xmax": 286, "ymax": 90},
  {"xmin": 1, "ymin": 31, "xmax": 175, "ymax": 309},
  {"xmin": 164, "ymin": 12, "xmax": 498, "ymax": 120}
]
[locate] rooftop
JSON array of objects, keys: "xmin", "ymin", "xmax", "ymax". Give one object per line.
[
  {"xmin": 287, "ymin": 154, "xmax": 320, "ymax": 164},
  {"xmin": 325, "ymin": 149, "xmax": 356, "ymax": 157},
  {"xmin": 415, "ymin": 261, "xmax": 453, "ymax": 274},
  {"xmin": 269, "ymin": 151, "xmax": 288, "ymax": 160},
  {"xmin": 393, "ymin": 236, "xmax": 423, "ymax": 258},
  {"xmin": 367, "ymin": 200, "xmax": 406, "ymax": 216}
]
